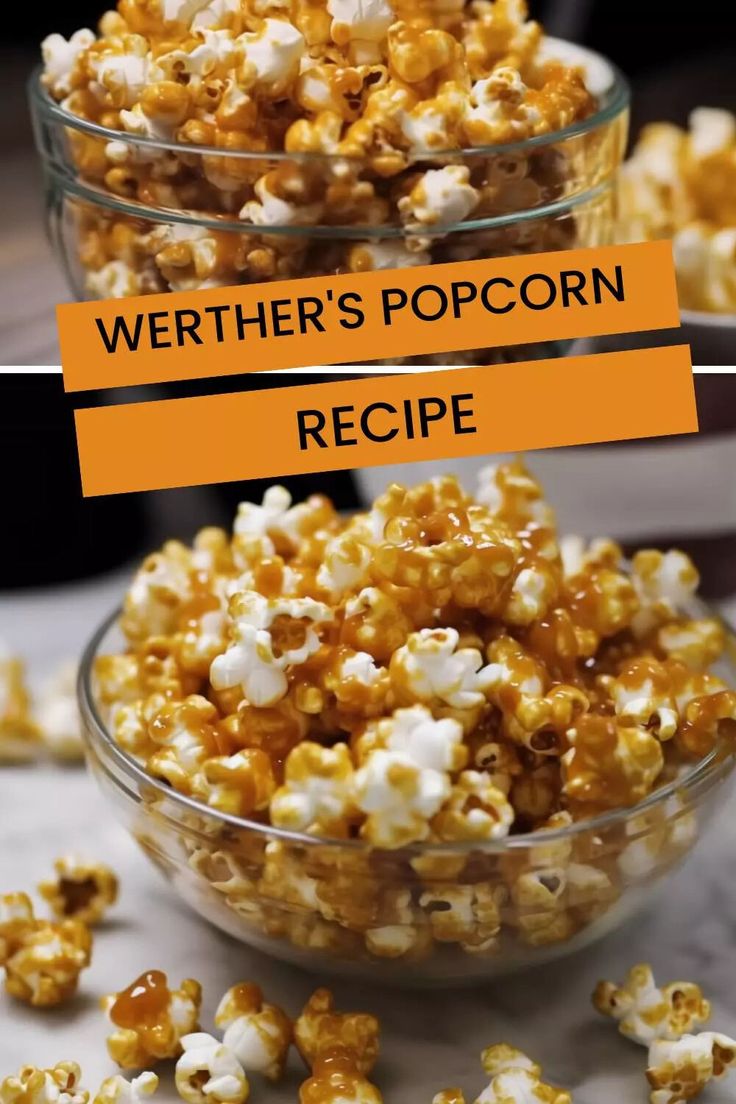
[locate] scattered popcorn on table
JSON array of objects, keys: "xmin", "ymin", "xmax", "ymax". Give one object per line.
[
  {"xmin": 91, "ymin": 462, "xmax": 736, "ymax": 965},
  {"xmin": 299, "ymin": 1047, "xmax": 383, "ymax": 1104},
  {"xmin": 0, "ymin": 1063, "xmax": 88, "ymax": 1104},
  {"xmin": 619, "ymin": 107, "xmax": 736, "ymax": 313},
  {"xmin": 646, "ymin": 1031, "xmax": 736, "ymax": 1104},
  {"xmin": 102, "ymin": 970, "xmax": 202, "ymax": 1068},
  {"xmin": 175, "ymin": 1033, "xmax": 249, "ymax": 1104},
  {"xmin": 0, "ymin": 643, "xmax": 41, "ymax": 763},
  {"xmin": 92, "ymin": 1074, "xmax": 159, "ymax": 1104},
  {"xmin": 214, "ymin": 982, "xmax": 293, "ymax": 1081},
  {"xmin": 38, "ymin": 856, "xmax": 119, "ymax": 926},
  {"xmin": 35, "ymin": 661, "xmax": 85, "ymax": 761},
  {"xmin": 0, "ymin": 892, "xmax": 92, "ymax": 1007},
  {"xmin": 433, "ymin": 1044, "xmax": 572, "ymax": 1104},
  {"xmin": 295, "ymin": 988, "xmax": 380, "ymax": 1076},
  {"xmin": 593, "ymin": 964, "xmax": 711, "ymax": 1046}
]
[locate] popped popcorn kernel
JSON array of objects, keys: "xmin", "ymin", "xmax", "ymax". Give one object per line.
[
  {"xmin": 646, "ymin": 1032, "xmax": 736, "ymax": 1104},
  {"xmin": 619, "ymin": 107, "xmax": 736, "ymax": 313},
  {"xmin": 593, "ymin": 964, "xmax": 711, "ymax": 1046},
  {"xmin": 299, "ymin": 1047, "xmax": 383, "ymax": 1104},
  {"xmin": 214, "ymin": 982, "xmax": 292, "ymax": 1081},
  {"xmin": 103, "ymin": 970, "xmax": 202, "ymax": 1068},
  {"xmin": 92, "ymin": 1074, "xmax": 159, "ymax": 1104},
  {"xmin": 35, "ymin": 661, "xmax": 85, "ymax": 761},
  {"xmin": 38, "ymin": 856, "xmax": 119, "ymax": 926},
  {"xmin": 0, "ymin": 645, "xmax": 41, "ymax": 763},
  {"xmin": 562, "ymin": 715, "xmax": 664, "ymax": 809},
  {"xmin": 270, "ymin": 742, "xmax": 356, "ymax": 834},
  {"xmin": 0, "ymin": 895, "xmax": 92, "ymax": 1007},
  {"xmin": 1, "ymin": 1063, "xmax": 89, "ymax": 1104},
  {"xmin": 294, "ymin": 988, "xmax": 380, "ymax": 1076},
  {"xmin": 175, "ymin": 1033, "xmax": 249, "ymax": 1104}
]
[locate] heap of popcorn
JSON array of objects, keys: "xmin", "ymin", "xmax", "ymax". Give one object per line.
[
  {"xmin": 87, "ymin": 462, "xmax": 736, "ymax": 966},
  {"xmin": 39, "ymin": 0, "xmax": 599, "ymax": 302},
  {"xmin": 618, "ymin": 107, "xmax": 736, "ymax": 313}
]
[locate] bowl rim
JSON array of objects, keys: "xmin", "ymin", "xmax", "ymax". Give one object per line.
[
  {"xmin": 28, "ymin": 35, "xmax": 630, "ymax": 163},
  {"xmin": 78, "ymin": 603, "xmax": 736, "ymax": 855}
]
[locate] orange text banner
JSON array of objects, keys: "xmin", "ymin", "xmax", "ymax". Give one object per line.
[
  {"xmin": 75, "ymin": 345, "xmax": 697, "ymax": 496},
  {"xmin": 60, "ymin": 242, "xmax": 679, "ymax": 392}
]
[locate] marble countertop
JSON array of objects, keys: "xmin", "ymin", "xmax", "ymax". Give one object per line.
[{"xmin": 2, "ymin": 574, "xmax": 736, "ymax": 1102}]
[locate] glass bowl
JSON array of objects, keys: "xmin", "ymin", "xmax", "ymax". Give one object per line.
[
  {"xmin": 78, "ymin": 606, "xmax": 735, "ymax": 987},
  {"xmin": 30, "ymin": 39, "xmax": 628, "ymax": 364}
]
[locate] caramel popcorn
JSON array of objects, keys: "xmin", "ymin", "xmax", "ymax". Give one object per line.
[
  {"xmin": 619, "ymin": 107, "xmax": 736, "ymax": 313},
  {"xmin": 433, "ymin": 1044, "xmax": 572, "ymax": 1104},
  {"xmin": 593, "ymin": 964, "xmax": 711, "ymax": 1047},
  {"xmin": 295, "ymin": 988, "xmax": 380, "ymax": 1076},
  {"xmin": 102, "ymin": 970, "xmax": 202, "ymax": 1068},
  {"xmin": 0, "ymin": 1064, "xmax": 88, "ymax": 1104},
  {"xmin": 93, "ymin": 1074, "xmax": 159, "ymax": 1104},
  {"xmin": 38, "ymin": 0, "xmax": 610, "ymax": 323},
  {"xmin": 646, "ymin": 1031, "xmax": 736, "ymax": 1104},
  {"xmin": 92, "ymin": 462, "xmax": 736, "ymax": 968},
  {"xmin": 38, "ymin": 856, "xmax": 119, "ymax": 926},
  {"xmin": 214, "ymin": 982, "xmax": 293, "ymax": 1081},
  {"xmin": 34, "ymin": 661, "xmax": 86, "ymax": 761},
  {"xmin": 174, "ymin": 1033, "xmax": 249, "ymax": 1104},
  {"xmin": 0, "ymin": 893, "xmax": 92, "ymax": 1007},
  {"xmin": 0, "ymin": 644, "xmax": 41, "ymax": 763},
  {"xmin": 299, "ymin": 1048, "xmax": 383, "ymax": 1104}
]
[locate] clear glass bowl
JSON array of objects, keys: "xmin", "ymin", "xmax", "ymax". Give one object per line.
[
  {"xmin": 30, "ymin": 40, "xmax": 628, "ymax": 364},
  {"xmin": 78, "ymin": 607, "xmax": 735, "ymax": 987}
]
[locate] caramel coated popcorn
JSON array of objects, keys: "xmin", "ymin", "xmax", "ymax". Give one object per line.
[
  {"xmin": 93, "ymin": 462, "xmax": 735, "ymax": 967},
  {"xmin": 593, "ymin": 964, "xmax": 711, "ymax": 1046},
  {"xmin": 646, "ymin": 1031, "xmax": 736, "ymax": 1104},
  {"xmin": 38, "ymin": 856, "xmax": 119, "ymax": 926},
  {"xmin": 433, "ymin": 1044, "xmax": 572, "ymax": 1103},
  {"xmin": 299, "ymin": 1048, "xmax": 383, "ymax": 1104},
  {"xmin": 39, "ymin": 0, "xmax": 604, "ymax": 313},
  {"xmin": 618, "ymin": 107, "xmax": 736, "ymax": 313},
  {"xmin": 0, "ymin": 893, "xmax": 92, "ymax": 1007},
  {"xmin": 214, "ymin": 982, "xmax": 293, "ymax": 1080},
  {"xmin": 93, "ymin": 1075, "xmax": 159, "ymax": 1104},
  {"xmin": 295, "ymin": 988, "xmax": 380, "ymax": 1075},
  {"xmin": 102, "ymin": 970, "xmax": 203, "ymax": 1067},
  {"xmin": 0, "ymin": 1064, "xmax": 88, "ymax": 1104},
  {"xmin": 0, "ymin": 644, "xmax": 41, "ymax": 763}
]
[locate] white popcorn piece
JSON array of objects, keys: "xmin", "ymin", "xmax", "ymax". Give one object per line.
[
  {"xmin": 175, "ymin": 1034, "xmax": 249, "ymax": 1104},
  {"xmin": 647, "ymin": 1032, "xmax": 736, "ymax": 1104},
  {"xmin": 1, "ymin": 1063, "xmax": 89, "ymax": 1104},
  {"xmin": 593, "ymin": 964, "xmax": 711, "ymax": 1046},
  {"xmin": 362, "ymin": 705, "xmax": 466, "ymax": 772},
  {"xmin": 353, "ymin": 747, "xmax": 450, "ymax": 847},
  {"xmin": 239, "ymin": 173, "xmax": 324, "ymax": 226},
  {"xmin": 35, "ymin": 661, "xmax": 84, "ymax": 761},
  {"xmin": 93, "ymin": 1073, "xmax": 159, "ymax": 1104},
  {"xmin": 631, "ymin": 550, "xmax": 699, "ymax": 637},
  {"xmin": 233, "ymin": 485, "xmax": 292, "ymax": 558},
  {"xmin": 41, "ymin": 30, "xmax": 95, "ymax": 97},
  {"xmin": 161, "ymin": 0, "xmax": 214, "ymax": 24},
  {"xmin": 466, "ymin": 69, "xmax": 538, "ymax": 145},
  {"xmin": 270, "ymin": 742, "xmax": 355, "ymax": 833},
  {"xmin": 211, "ymin": 591, "xmax": 332, "ymax": 707},
  {"xmin": 316, "ymin": 532, "xmax": 372, "ymax": 599},
  {"xmin": 688, "ymin": 107, "xmax": 736, "ymax": 161},
  {"xmin": 89, "ymin": 45, "xmax": 151, "ymax": 109},
  {"xmin": 473, "ymin": 1045, "xmax": 571, "ymax": 1104},
  {"xmin": 609, "ymin": 661, "xmax": 679, "ymax": 741},
  {"xmin": 400, "ymin": 166, "xmax": 479, "ymax": 227},
  {"xmin": 390, "ymin": 628, "xmax": 494, "ymax": 711},
  {"xmin": 214, "ymin": 983, "xmax": 292, "ymax": 1082},
  {"xmin": 327, "ymin": 0, "xmax": 394, "ymax": 44},
  {"xmin": 192, "ymin": 0, "xmax": 241, "ymax": 28},
  {"xmin": 504, "ymin": 566, "xmax": 554, "ymax": 626},
  {"xmin": 86, "ymin": 261, "xmax": 144, "ymax": 299},
  {"xmin": 240, "ymin": 19, "xmax": 305, "ymax": 90}
]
